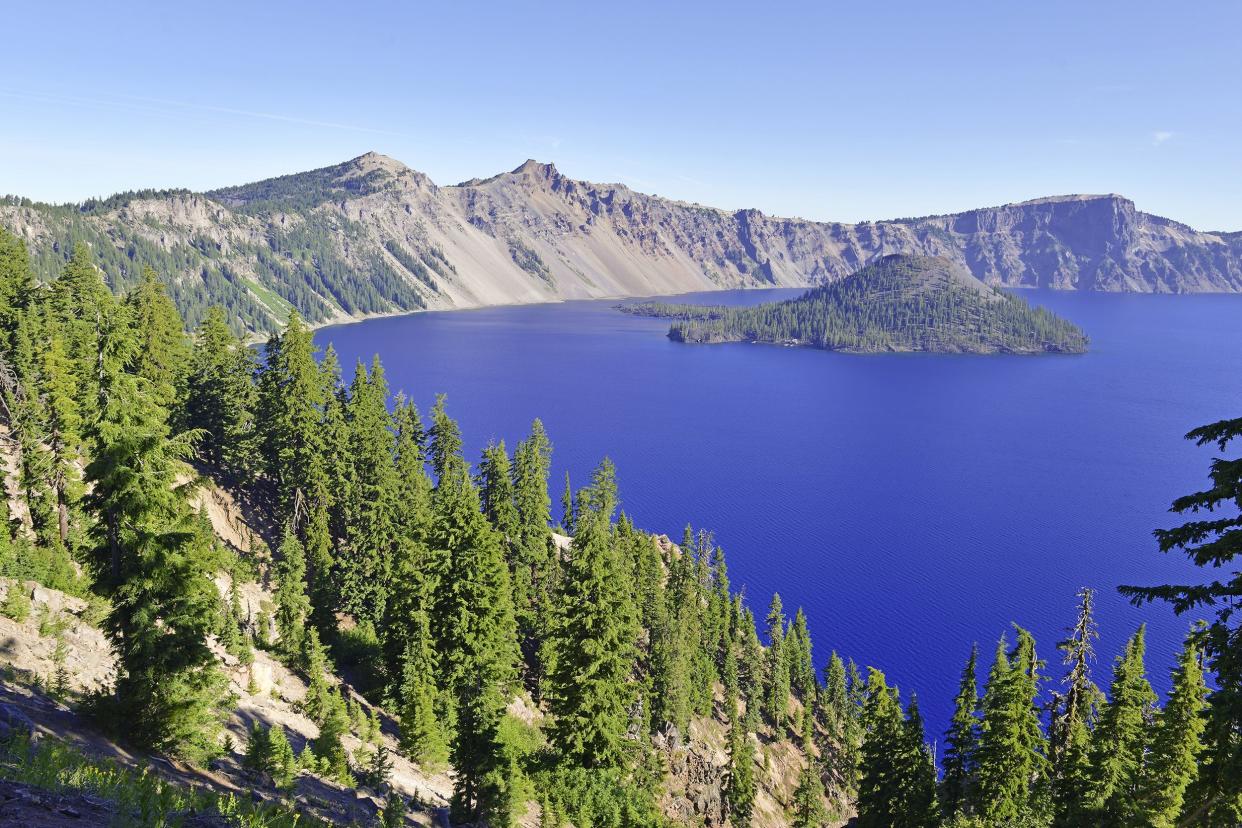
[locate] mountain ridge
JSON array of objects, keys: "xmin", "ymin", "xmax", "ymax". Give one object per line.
[{"xmin": 2, "ymin": 152, "xmax": 1240, "ymax": 334}]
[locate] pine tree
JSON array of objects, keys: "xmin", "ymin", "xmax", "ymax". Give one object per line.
[
  {"xmin": 0, "ymin": 228, "xmax": 35, "ymax": 354},
  {"xmin": 428, "ymin": 394, "xmax": 463, "ymax": 484},
  {"xmin": 273, "ymin": 529, "xmax": 312, "ymax": 659},
  {"xmin": 339, "ymin": 356, "xmax": 398, "ymax": 623},
  {"xmin": 1120, "ymin": 412, "xmax": 1242, "ymax": 825},
  {"xmin": 940, "ymin": 645, "xmax": 979, "ymax": 819},
  {"xmin": 792, "ymin": 759, "xmax": 828, "ymax": 828},
  {"xmin": 900, "ymin": 696, "xmax": 938, "ymax": 827},
  {"xmin": 301, "ymin": 626, "xmax": 334, "ymax": 722},
  {"xmin": 726, "ymin": 706, "xmax": 759, "ymax": 827},
  {"xmin": 787, "ymin": 607, "xmax": 816, "ymax": 705},
  {"xmin": 856, "ymin": 668, "xmax": 906, "ymax": 827},
  {"xmin": 256, "ymin": 311, "xmax": 327, "ymax": 519},
  {"xmin": 398, "ymin": 607, "xmax": 452, "ymax": 771},
  {"xmin": 511, "ymin": 419, "xmax": 556, "ymax": 689},
  {"xmin": 313, "ymin": 691, "xmax": 353, "ymax": 785},
  {"xmin": 1088, "ymin": 625, "xmax": 1157, "ymax": 825},
  {"xmin": 185, "ymin": 306, "xmax": 258, "ymax": 480},
  {"xmin": 546, "ymin": 459, "xmax": 638, "ymax": 770},
  {"xmin": 124, "ymin": 267, "xmax": 191, "ymax": 414},
  {"xmin": 1137, "ymin": 628, "xmax": 1207, "ymax": 827},
  {"xmin": 972, "ymin": 628, "xmax": 1049, "ymax": 824},
  {"xmin": 1050, "ymin": 587, "xmax": 1101, "ymax": 826},
  {"xmin": 430, "ymin": 458, "xmax": 519, "ymax": 822},
  {"xmin": 765, "ymin": 593, "xmax": 790, "ymax": 733},
  {"xmin": 38, "ymin": 335, "xmax": 84, "ymax": 552},
  {"xmin": 84, "ymin": 295, "xmax": 227, "ymax": 761}
]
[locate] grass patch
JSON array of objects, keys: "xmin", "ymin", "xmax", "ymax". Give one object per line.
[{"xmin": 0, "ymin": 733, "xmax": 330, "ymax": 827}]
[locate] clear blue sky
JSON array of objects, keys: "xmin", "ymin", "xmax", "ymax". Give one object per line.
[{"xmin": 3, "ymin": 0, "xmax": 1239, "ymax": 229}]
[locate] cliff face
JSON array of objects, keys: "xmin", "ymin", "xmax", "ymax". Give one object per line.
[{"xmin": 2, "ymin": 153, "xmax": 1239, "ymax": 334}]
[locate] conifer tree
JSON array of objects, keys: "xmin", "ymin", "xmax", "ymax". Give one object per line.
[
  {"xmin": 84, "ymin": 294, "xmax": 227, "ymax": 761},
  {"xmin": 1088, "ymin": 625, "xmax": 1157, "ymax": 825},
  {"xmin": 940, "ymin": 645, "xmax": 979, "ymax": 820},
  {"xmin": 856, "ymin": 668, "xmax": 906, "ymax": 827},
  {"xmin": 478, "ymin": 440, "xmax": 520, "ymax": 542},
  {"xmin": 787, "ymin": 607, "xmax": 816, "ymax": 705},
  {"xmin": 428, "ymin": 394, "xmax": 463, "ymax": 484},
  {"xmin": 1137, "ymin": 628, "xmax": 1207, "ymax": 827},
  {"xmin": 339, "ymin": 356, "xmax": 398, "ymax": 622},
  {"xmin": 0, "ymin": 229, "xmax": 35, "ymax": 354},
  {"xmin": 726, "ymin": 705, "xmax": 758, "ymax": 827},
  {"xmin": 1050, "ymin": 587, "xmax": 1102, "ymax": 826},
  {"xmin": 256, "ymin": 311, "xmax": 327, "ymax": 518},
  {"xmin": 430, "ymin": 457, "xmax": 519, "ymax": 822},
  {"xmin": 382, "ymin": 395, "xmax": 434, "ymax": 682},
  {"xmin": 273, "ymin": 529, "xmax": 312, "ymax": 659},
  {"xmin": 765, "ymin": 593, "xmax": 790, "ymax": 733},
  {"xmin": 301, "ymin": 626, "xmax": 334, "ymax": 721},
  {"xmin": 511, "ymin": 419, "xmax": 556, "ymax": 687},
  {"xmin": 546, "ymin": 459, "xmax": 638, "ymax": 770},
  {"xmin": 398, "ymin": 607, "xmax": 452, "ymax": 771},
  {"xmin": 38, "ymin": 335, "xmax": 84, "ymax": 551},
  {"xmin": 1120, "ymin": 412, "xmax": 1242, "ymax": 824},
  {"xmin": 972, "ymin": 628, "xmax": 1049, "ymax": 824},
  {"xmin": 792, "ymin": 759, "xmax": 828, "ymax": 828},
  {"xmin": 185, "ymin": 306, "xmax": 258, "ymax": 480},
  {"xmin": 900, "ymin": 696, "xmax": 939, "ymax": 827},
  {"xmin": 124, "ymin": 267, "xmax": 191, "ymax": 414}
]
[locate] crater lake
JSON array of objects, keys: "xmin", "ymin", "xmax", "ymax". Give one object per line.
[{"xmin": 313, "ymin": 288, "xmax": 1242, "ymax": 736}]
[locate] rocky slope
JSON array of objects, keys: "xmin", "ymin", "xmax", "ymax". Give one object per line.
[{"xmin": 3, "ymin": 153, "xmax": 1239, "ymax": 334}]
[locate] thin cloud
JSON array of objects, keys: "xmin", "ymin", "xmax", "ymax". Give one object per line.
[
  {"xmin": 1152, "ymin": 130, "xmax": 1174, "ymax": 146},
  {"xmin": 0, "ymin": 87, "xmax": 405, "ymax": 137}
]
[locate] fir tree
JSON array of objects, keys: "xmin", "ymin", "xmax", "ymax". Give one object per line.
[
  {"xmin": 398, "ymin": 607, "xmax": 452, "ymax": 771},
  {"xmin": 765, "ymin": 593, "xmax": 790, "ymax": 733},
  {"xmin": 972, "ymin": 627, "xmax": 1049, "ymax": 824},
  {"xmin": 339, "ymin": 356, "xmax": 398, "ymax": 623},
  {"xmin": 726, "ymin": 706, "xmax": 758, "ymax": 827},
  {"xmin": 787, "ymin": 607, "xmax": 816, "ymax": 704},
  {"xmin": 900, "ymin": 695, "xmax": 938, "ymax": 827},
  {"xmin": 792, "ymin": 759, "xmax": 828, "ymax": 828},
  {"xmin": 124, "ymin": 267, "xmax": 191, "ymax": 414},
  {"xmin": 272, "ymin": 529, "xmax": 312, "ymax": 659},
  {"xmin": 1088, "ymin": 625, "xmax": 1157, "ymax": 825},
  {"xmin": 1050, "ymin": 587, "xmax": 1102, "ymax": 826},
  {"xmin": 511, "ymin": 419, "xmax": 556, "ymax": 690},
  {"xmin": 184, "ymin": 306, "xmax": 258, "ymax": 480},
  {"xmin": 940, "ymin": 645, "xmax": 979, "ymax": 820},
  {"xmin": 856, "ymin": 668, "xmax": 906, "ymax": 827},
  {"xmin": 1120, "ymin": 412, "xmax": 1242, "ymax": 825},
  {"xmin": 430, "ymin": 459, "xmax": 519, "ymax": 822},
  {"xmin": 256, "ymin": 311, "xmax": 327, "ymax": 519},
  {"xmin": 1137, "ymin": 628, "xmax": 1208, "ymax": 827},
  {"xmin": 546, "ymin": 459, "xmax": 638, "ymax": 770},
  {"xmin": 38, "ymin": 335, "xmax": 84, "ymax": 551}
]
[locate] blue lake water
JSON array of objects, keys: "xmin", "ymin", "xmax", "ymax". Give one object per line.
[{"xmin": 314, "ymin": 289, "xmax": 1242, "ymax": 738}]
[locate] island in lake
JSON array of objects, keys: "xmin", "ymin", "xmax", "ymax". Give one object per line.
[{"xmin": 621, "ymin": 254, "xmax": 1089, "ymax": 354}]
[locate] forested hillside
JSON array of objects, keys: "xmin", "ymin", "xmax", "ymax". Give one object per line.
[
  {"xmin": 0, "ymin": 226, "xmax": 1239, "ymax": 827},
  {"xmin": 2, "ymin": 153, "xmax": 1240, "ymax": 338},
  {"xmin": 623, "ymin": 255, "xmax": 1089, "ymax": 354}
]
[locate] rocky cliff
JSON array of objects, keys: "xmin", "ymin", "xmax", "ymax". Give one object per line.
[{"xmin": 2, "ymin": 153, "xmax": 1239, "ymax": 334}]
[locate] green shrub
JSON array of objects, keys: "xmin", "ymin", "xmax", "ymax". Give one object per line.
[{"xmin": 2, "ymin": 581, "xmax": 30, "ymax": 622}]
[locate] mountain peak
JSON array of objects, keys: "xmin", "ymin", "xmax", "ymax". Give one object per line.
[
  {"xmin": 511, "ymin": 159, "xmax": 559, "ymax": 177},
  {"xmin": 348, "ymin": 151, "xmax": 408, "ymax": 175}
]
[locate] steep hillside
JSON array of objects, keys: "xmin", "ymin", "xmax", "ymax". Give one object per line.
[
  {"xmin": 2, "ymin": 154, "xmax": 1239, "ymax": 334},
  {"xmin": 623, "ymin": 254, "xmax": 1089, "ymax": 354}
]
